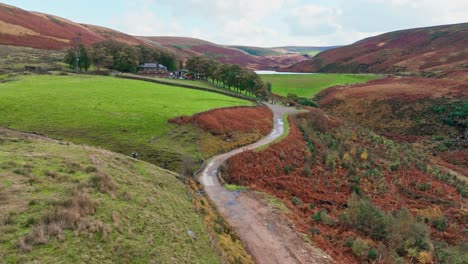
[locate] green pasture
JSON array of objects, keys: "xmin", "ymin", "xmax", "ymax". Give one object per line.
[
  {"xmin": 0, "ymin": 75, "xmax": 251, "ymax": 169},
  {"xmin": 261, "ymin": 73, "xmax": 380, "ymax": 98}
]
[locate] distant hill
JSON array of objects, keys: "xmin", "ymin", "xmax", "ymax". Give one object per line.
[
  {"xmin": 228, "ymin": 45, "xmax": 339, "ymax": 58},
  {"xmin": 272, "ymin": 46, "xmax": 340, "ymax": 57},
  {"xmin": 138, "ymin": 36, "xmax": 309, "ymax": 69},
  {"xmin": 283, "ymin": 23, "xmax": 468, "ymax": 74}
]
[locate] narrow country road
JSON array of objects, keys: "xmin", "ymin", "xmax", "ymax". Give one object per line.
[{"xmin": 201, "ymin": 103, "xmax": 332, "ymax": 264}]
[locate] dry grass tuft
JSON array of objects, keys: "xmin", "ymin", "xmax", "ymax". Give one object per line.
[
  {"xmin": 89, "ymin": 172, "xmax": 117, "ymax": 197},
  {"xmin": 44, "ymin": 170, "xmax": 58, "ymax": 178},
  {"xmin": 16, "ymin": 188, "xmax": 106, "ymax": 251},
  {"xmin": 121, "ymin": 191, "xmax": 132, "ymax": 201}
]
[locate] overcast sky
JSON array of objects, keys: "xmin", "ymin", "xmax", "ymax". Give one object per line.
[{"xmin": 3, "ymin": 0, "xmax": 467, "ymax": 47}]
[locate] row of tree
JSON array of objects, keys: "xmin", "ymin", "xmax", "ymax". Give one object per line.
[
  {"xmin": 64, "ymin": 40, "xmax": 180, "ymax": 73},
  {"xmin": 185, "ymin": 56, "xmax": 270, "ymax": 98}
]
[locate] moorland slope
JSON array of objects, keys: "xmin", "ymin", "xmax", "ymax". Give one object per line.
[
  {"xmin": 0, "ymin": 3, "xmax": 144, "ymax": 49},
  {"xmin": 138, "ymin": 36, "xmax": 309, "ymax": 70},
  {"xmin": 226, "ymin": 109, "xmax": 467, "ymax": 263},
  {"xmin": 284, "ymin": 23, "xmax": 468, "ymax": 75},
  {"xmin": 0, "ymin": 3, "xmax": 313, "ymax": 70}
]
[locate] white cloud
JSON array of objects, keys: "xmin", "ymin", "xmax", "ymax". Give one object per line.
[
  {"xmin": 285, "ymin": 5, "xmax": 342, "ymax": 35},
  {"xmin": 116, "ymin": 8, "xmax": 185, "ymax": 36},
  {"xmin": 112, "ymin": 0, "xmax": 468, "ymax": 47}
]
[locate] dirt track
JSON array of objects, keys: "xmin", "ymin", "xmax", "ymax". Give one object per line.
[{"xmin": 201, "ymin": 103, "xmax": 332, "ymax": 264}]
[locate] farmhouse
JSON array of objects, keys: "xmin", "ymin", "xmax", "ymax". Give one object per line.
[{"xmin": 138, "ymin": 63, "xmax": 168, "ymax": 74}]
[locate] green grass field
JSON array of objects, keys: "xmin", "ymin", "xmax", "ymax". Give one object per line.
[
  {"xmin": 0, "ymin": 129, "xmax": 219, "ymax": 263},
  {"xmin": 261, "ymin": 73, "xmax": 380, "ymax": 98},
  {"xmin": 301, "ymin": 50, "xmax": 321, "ymax": 57},
  {"xmin": 0, "ymin": 75, "xmax": 251, "ymax": 170}
]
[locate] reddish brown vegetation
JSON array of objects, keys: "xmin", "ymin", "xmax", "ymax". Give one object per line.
[
  {"xmin": 138, "ymin": 36, "xmax": 307, "ymax": 70},
  {"xmin": 226, "ymin": 109, "xmax": 466, "ymax": 263},
  {"xmin": 316, "ymin": 76, "xmax": 467, "ymax": 141},
  {"xmin": 284, "ymin": 23, "xmax": 468, "ymax": 74},
  {"xmin": 0, "ymin": 3, "xmax": 144, "ymax": 49},
  {"xmin": 0, "ymin": 3, "xmax": 306, "ymax": 69},
  {"xmin": 169, "ymin": 106, "xmax": 273, "ymax": 135},
  {"xmin": 439, "ymin": 150, "xmax": 468, "ymax": 169}
]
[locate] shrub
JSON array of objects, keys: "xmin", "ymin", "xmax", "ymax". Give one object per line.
[
  {"xmin": 296, "ymin": 97, "xmax": 318, "ymax": 107},
  {"xmin": 310, "ymin": 228, "xmax": 320, "ymax": 235},
  {"xmin": 291, "ymin": 196, "xmax": 301, "ymax": 206},
  {"xmin": 302, "ymin": 166, "xmax": 311, "ymax": 177},
  {"xmin": 433, "ymin": 241, "xmax": 468, "ymax": 264},
  {"xmin": 435, "ymin": 144, "xmax": 448, "ymax": 152},
  {"xmin": 417, "ymin": 251, "xmax": 433, "ymax": 264},
  {"xmin": 367, "ymin": 248, "xmax": 378, "ymax": 260},
  {"xmin": 390, "ymin": 162, "xmax": 401, "ymax": 172},
  {"xmin": 417, "ymin": 183, "xmax": 431, "ymax": 191},
  {"xmin": 325, "ymin": 156, "xmax": 336, "ymax": 170},
  {"xmin": 341, "ymin": 193, "xmax": 390, "ymax": 240},
  {"xmin": 432, "ymin": 217, "xmax": 447, "ymax": 232},
  {"xmin": 360, "ymin": 149, "xmax": 368, "ymax": 160},
  {"xmin": 389, "ymin": 208, "xmax": 432, "ymax": 253},
  {"xmin": 283, "ymin": 165, "xmax": 294, "ymax": 175},
  {"xmin": 344, "ymin": 237, "xmax": 354, "ymax": 247},
  {"xmin": 312, "ymin": 210, "xmax": 334, "ymax": 225},
  {"xmin": 351, "ymin": 237, "xmax": 369, "ymax": 258},
  {"xmin": 312, "ymin": 211, "xmax": 323, "ymax": 222},
  {"xmin": 309, "ymin": 203, "xmax": 315, "ymax": 209}
]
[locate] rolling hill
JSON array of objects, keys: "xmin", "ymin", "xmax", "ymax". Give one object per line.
[
  {"xmin": 0, "ymin": 3, "xmax": 313, "ymax": 70},
  {"xmin": 0, "ymin": 3, "xmax": 145, "ymax": 49},
  {"xmin": 137, "ymin": 36, "xmax": 309, "ymax": 69},
  {"xmin": 284, "ymin": 23, "xmax": 468, "ymax": 75},
  {"xmin": 228, "ymin": 46, "xmax": 339, "ymax": 57}
]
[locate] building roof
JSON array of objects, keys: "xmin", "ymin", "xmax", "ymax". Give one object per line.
[
  {"xmin": 140, "ymin": 63, "xmax": 157, "ymax": 68},
  {"xmin": 139, "ymin": 63, "xmax": 166, "ymax": 68}
]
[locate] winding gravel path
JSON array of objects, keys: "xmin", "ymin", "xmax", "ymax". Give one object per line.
[{"xmin": 201, "ymin": 103, "xmax": 332, "ymax": 264}]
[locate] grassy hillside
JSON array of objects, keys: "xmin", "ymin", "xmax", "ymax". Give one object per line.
[
  {"xmin": 261, "ymin": 74, "xmax": 380, "ymax": 98},
  {"xmin": 0, "ymin": 45, "xmax": 65, "ymax": 72},
  {"xmin": 0, "ymin": 128, "xmax": 219, "ymax": 263},
  {"xmin": 0, "ymin": 75, "xmax": 251, "ymax": 170},
  {"xmin": 284, "ymin": 23, "xmax": 468, "ymax": 74}
]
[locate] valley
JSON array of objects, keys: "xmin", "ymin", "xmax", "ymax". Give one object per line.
[{"xmin": 0, "ymin": 1, "xmax": 466, "ymax": 264}]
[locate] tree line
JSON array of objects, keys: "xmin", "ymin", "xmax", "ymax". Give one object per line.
[
  {"xmin": 64, "ymin": 40, "xmax": 180, "ymax": 73},
  {"xmin": 185, "ymin": 56, "xmax": 270, "ymax": 98}
]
